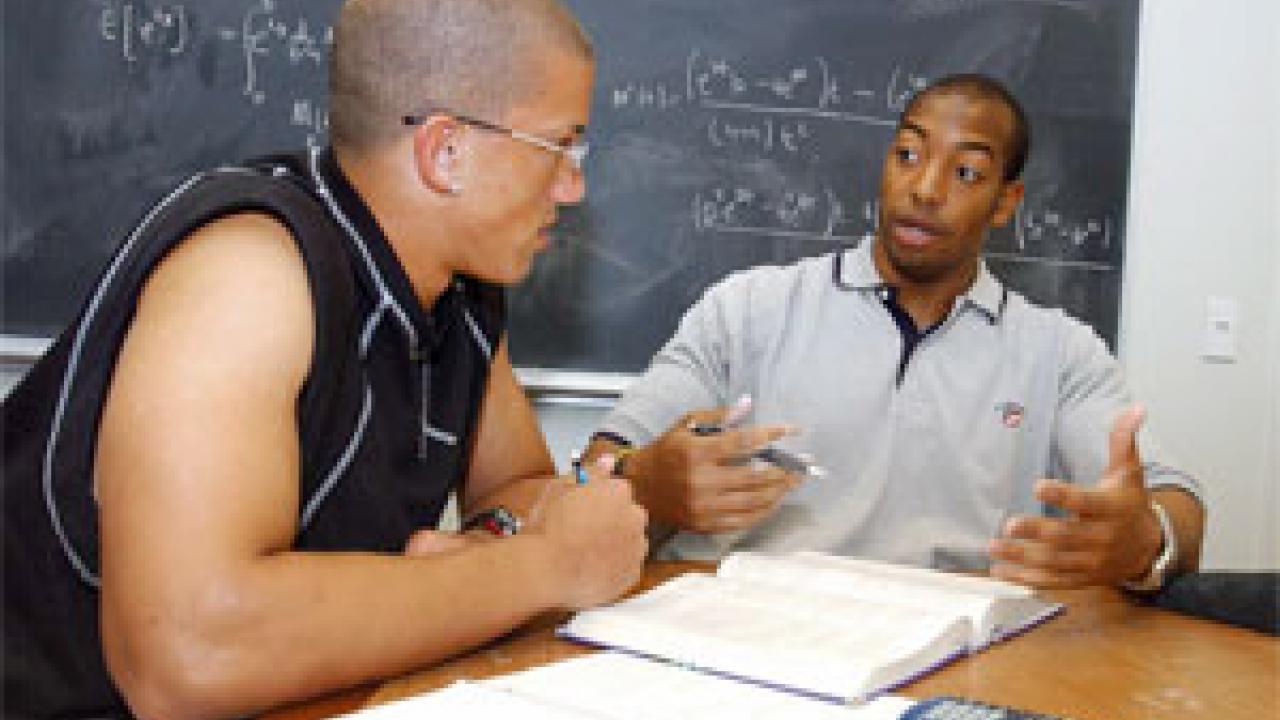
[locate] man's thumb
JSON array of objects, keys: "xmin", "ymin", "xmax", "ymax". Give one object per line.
[{"xmin": 1104, "ymin": 404, "xmax": 1145, "ymax": 484}]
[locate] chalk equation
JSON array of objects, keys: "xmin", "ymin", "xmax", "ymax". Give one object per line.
[
  {"xmin": 98, "ymin": 1, "xmax": 188, "ymax": 63},
  {"xmin": 693, "ymin": 185, "xmax": 873, "ymax": 243},
  {"xmin": 214, "ymin": 0, "xmax": 332, "ymax": 106},
  {"xmin": 695, "ymin": 185, "xmax": 1117, "ymax": 270},
  {"xmin": 1015, "ymin": 206, "xmax": 1112, "ymax": 251},
  {"xmin": 610, "ymin": 49, "xmax": 926, "ymax": 160},
  {"xmin": 289, "ymin": 99, "xmax": 331, "ymax": 149},
  {"xmin": 705, "ymin": 115, "xmax": 816, "ymax": 155},
  {"xmin": 611, "ymin": 49, "xmax": 928, "ymax": 129},
  {"xmin": 95, "ymin": 0, "xmax": 332, "ymax": 145}
]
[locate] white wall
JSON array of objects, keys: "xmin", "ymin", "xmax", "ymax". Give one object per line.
[{"xmin": 1121, "ymin": 0, "xmax": 1280, "ymax": 569}]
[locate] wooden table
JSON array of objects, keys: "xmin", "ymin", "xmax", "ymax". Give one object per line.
[{"xmin": 266, "ymin": 562, "xmax": 1279, "ymax": 720}]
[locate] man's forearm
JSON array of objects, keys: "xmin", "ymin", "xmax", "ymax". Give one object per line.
[{"xmin": 104, "ymin": 534, "xmax": 566, "ymax": 719}]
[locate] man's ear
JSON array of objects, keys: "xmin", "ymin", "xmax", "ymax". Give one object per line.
[
  {"xmin": 990, "ymin": 179, "xmax": 1024, "ymax": 228},
  {"xmin": 410, "ymin": 116, "xmax": 463, "ymax": 195}
]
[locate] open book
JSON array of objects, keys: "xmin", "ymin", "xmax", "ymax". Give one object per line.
[
  {"xmin": 559, "ymin": 551, "xmax": 1063, "ymax": 704},
  {"xmin": 338, "ymin": 652, "xmax": 915, "ymax": 719}
]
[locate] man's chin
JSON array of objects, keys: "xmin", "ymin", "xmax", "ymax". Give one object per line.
[
  {"xmin": 884, "ymin": 245, "xmax": 951, "ymax": 284},
  {"xmin": 493, "ymin": 255, "xmax": 540, "ymax": 287}
]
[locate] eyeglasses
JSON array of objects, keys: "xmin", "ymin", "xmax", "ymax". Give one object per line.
[{"xmin": 403, "ymin": 111, "xmax": 589, "ymax": 169}]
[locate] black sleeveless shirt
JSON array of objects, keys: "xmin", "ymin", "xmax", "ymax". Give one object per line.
[{"xmin": 2, "ymin": 148, "xmax": 504, "ymax": 718}]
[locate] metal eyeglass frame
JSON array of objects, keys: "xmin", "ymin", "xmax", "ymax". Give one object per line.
[{"xmin": 403, "ymin": 110, "xmax": 589, "ymax": 169}]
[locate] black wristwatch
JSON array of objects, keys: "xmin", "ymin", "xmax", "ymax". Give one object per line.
[{"xmin": 461, "ymin": 506, "xmax": 522, "ymax": 537}]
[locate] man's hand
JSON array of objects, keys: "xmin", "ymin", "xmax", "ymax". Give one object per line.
[
  {"xmin": 619, "ymin": 401, "xmax": 802, "ymax": 534},
  {"xmin": 529, "ymin": 457, "xmax": 649, "ymax": 610},
  {"xmin": 404, "ymin": 459, "xmax": 648, "ymax": 611},
  {"xmin": 989, "ymin": 405, "xmax": 1165, "ymax": 588}
]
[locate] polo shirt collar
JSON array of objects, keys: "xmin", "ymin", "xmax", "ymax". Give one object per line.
[
  {"xmin": 837, "ymin": 238, "xmax": 1007, "ymax": 322},
  {"xmin": 833, "ymin": 238, "xmax": 884, "ymax": 290},
  {"xmin": 314, "ymin": 146, "xmax": 462, "ymax": 349},
  {"xmin": 957, "ymin": 260, "xmax": 1007, "ymax": 323}
]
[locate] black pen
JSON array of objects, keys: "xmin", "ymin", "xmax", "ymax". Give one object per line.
[{"xmin": 751, "ymin": 446, "xmax": 826, "ymax": 478}]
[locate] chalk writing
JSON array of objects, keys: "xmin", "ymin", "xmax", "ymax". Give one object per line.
[
  {"xmin": 98, "ymin": 1, "xmax": 189, "ymax": 63},
  {"xmin": 291, "ymin": 99, "xmax": 331, "ymax": 151},
  {"xmin": 95, "ymin": 0, "xmax": 333, "ymax": 148},
  {"xmin": 609, "ymin": 49, "xmax": 924, "ymax": 129},
  {"xmin": 608, "ymin": 50, "xmax": 926, "ymax": 164},
  {"xmin": 705, "ymin": 115, "xmax": 816, "ymax": 155},
  {"xmin": 214, "ymin": 0, "xmax": 332, "ymax": 106},
  {"xmin": 1015, "ymin": 205, "xmax": 1113, "ymax": 253},
  {"xmin": 693, "ymin": 185, "xmax": 873, "ymax": 243},
  {"xmin": 84, "ymin": 11, "xmax": 1120, "ymax": 273},
  {"xmin": 689, "ymin": 52, "xmax": 839, "ymax": 111},
  {"xmin": 611, "ymin": 83, "xmax": 686, "ymax": 111},
  {"xmin": 695, "ymin": 185, "xmax": 1117, "ymax": 270}
]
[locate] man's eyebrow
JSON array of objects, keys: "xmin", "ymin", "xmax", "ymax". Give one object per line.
[
  {"xmin": 898, "ymin": 121, "xmax": 927, "ymax": 139},
  {"xmin": 897, "ymin": 121, "xmax": 997, "ymax": 160},
  {"xmin": 955, "ymin": 140, "xmax": 995, "ymax": 159}
]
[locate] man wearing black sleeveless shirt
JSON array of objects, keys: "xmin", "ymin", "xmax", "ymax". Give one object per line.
[{"xmin": 1, "ymin": 1, "xmax": 648, "ymax": 717}]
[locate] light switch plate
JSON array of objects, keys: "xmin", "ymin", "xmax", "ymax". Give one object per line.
[{"xmin": 1203, "ymin": 295, "xmax": 1238, "ymax": 362}]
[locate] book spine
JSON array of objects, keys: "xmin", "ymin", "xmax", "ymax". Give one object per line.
[
  {"xmin": 555, "ymin": 628, "xmax": 850, "ymax": 706},
  {"xmin": 861, "ymin": 646, "xmax": 970, "ymax": 701},
  {"xmin": 982, "ymin": 602, "xmax": 1066, "ymax": 649}
]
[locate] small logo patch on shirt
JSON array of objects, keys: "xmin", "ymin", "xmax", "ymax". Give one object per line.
[{"xmin": 996, "ymin": 401, "xmax": 1024, "ymax": 429}]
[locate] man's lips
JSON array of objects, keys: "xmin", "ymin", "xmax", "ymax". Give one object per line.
[{"xmin": 889, "ymin": 216, "xmax": 948, "ymax": 247}]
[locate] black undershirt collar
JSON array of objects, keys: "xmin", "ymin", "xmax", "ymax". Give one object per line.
[
  {"xmin": 876, "ymin": 285, "xmax": 946, "ymax": 386},
  {"xmin": 315, "ymin": 147, "xmax": 460, "ymax": 352}
]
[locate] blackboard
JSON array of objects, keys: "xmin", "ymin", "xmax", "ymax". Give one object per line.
[{"xmin": 3, "ymin": 0, "xmax": 1138, "ymax": 375}]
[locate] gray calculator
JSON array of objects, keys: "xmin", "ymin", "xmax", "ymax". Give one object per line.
[{"xmin": 901, "ymin": 696, "xmax": 1069, "ymax": 720}]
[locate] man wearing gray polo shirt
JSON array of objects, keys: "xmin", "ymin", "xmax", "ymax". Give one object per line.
[{"xmin": 586, "ymin": 74, "xmax": 1205, "ymax": 591}]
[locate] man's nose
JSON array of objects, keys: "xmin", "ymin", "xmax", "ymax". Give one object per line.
[{"xmin": 910, "ymin": 161, "xmax": 945, "ymax": 207}]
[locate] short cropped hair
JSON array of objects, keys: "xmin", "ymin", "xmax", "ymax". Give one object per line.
[
  {"xmin": 329, "ymin": 0, "xmax": 593, "ymax": 152},
  {"xmin": 900, "ymin": 74, "xmax": 1031, "ymax": 182}
]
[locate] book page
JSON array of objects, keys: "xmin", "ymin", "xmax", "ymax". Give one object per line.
[
  {"xmin": 717, "ymin": 552, "xmax": 1059, "ymax": 647},
  {"xmin": 561, "ymin": 573, "xmax": 970, "ymax": 701},
  {"xmin": 334, "ymin": 680, "xmax": 597, "ymax": 719},
  {"xmin": 490, "ymin": 652, "xmax": 917, "ymax": 719}
]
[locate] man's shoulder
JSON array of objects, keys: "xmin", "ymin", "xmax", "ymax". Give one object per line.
[
  {"xmin": 703, "ymin": 253, "xmax": 834, "ymax": 306},
  {"xmin": 1001, "ymin": 285, "xmax": 1088, "ymax": 329},
  {"xmin": 999, "ymin": 286, "xmax": 1112, "ymax": 360}
]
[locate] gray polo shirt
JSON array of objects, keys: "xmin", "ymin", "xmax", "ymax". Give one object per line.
[{"xmin": 601, "ymin": 240, "xmax": 1202, "ymax": 566}]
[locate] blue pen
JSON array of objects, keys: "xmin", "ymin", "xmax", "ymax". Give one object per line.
[{"xmin": 570, "ymin": 450, "xmax": 589, "ymax": 485}]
